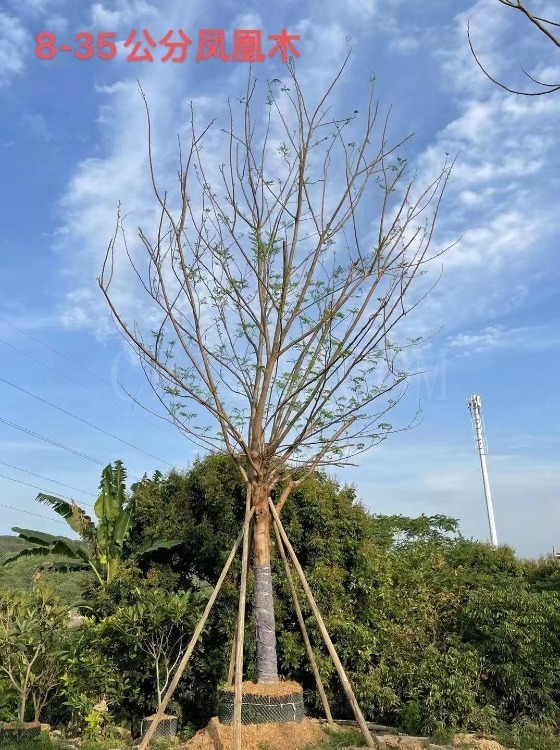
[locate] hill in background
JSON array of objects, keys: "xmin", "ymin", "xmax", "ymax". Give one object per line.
[{"xmin": 0, "ymin": 534, "xmax": 91, "ymax": 603}]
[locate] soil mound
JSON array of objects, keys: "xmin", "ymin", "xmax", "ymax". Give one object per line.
[
  {"xmin": 185, "ymin": 716, "xmax": 327, "ymax": 750},
  {"xmin": 453, "ymin": 734, "xmax": 510, "ymax": 750}
]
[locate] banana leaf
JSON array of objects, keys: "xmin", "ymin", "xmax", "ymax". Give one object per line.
[
  {"xmin": 36, "ymin": 493, "xmax": 96, "ymax": 544},
  {"xmin": 1, "ymin": 529, "xmax": 94, "ymax": 566},
  {"xmin": 113, "ymin": 508, "xmax": 132, "ymax": 547},
  {"xmin": 135, "ymin": 538, "xmax": 182, "ymax": 556}
]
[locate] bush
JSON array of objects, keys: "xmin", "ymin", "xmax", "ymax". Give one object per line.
[
  {"xmin": 0, "ymin": 588, "xmax": 70, "ymax": 723},
  {"xmin": 495, "ymin": 719, "xmax": 560, "ymax": 750}
]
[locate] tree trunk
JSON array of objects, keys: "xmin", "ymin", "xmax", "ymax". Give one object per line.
[
  {"xmin": 252, "ymin": 482, "xmax": 278, "ymax": 683},
  {"xmin": 19, "ymin": 691, "xmax": 26, "ymax": 722},
  {"xmin": 33, "ymin": 697, "xmax": 41, "ymax": 724}
]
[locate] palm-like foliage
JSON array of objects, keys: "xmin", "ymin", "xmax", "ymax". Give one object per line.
[{"xmin": 2, "ymin": 461, "xmax": 181, "ymax": 585}]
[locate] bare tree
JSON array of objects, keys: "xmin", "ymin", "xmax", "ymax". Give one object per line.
[
  {"xmin": 469, "ymin": 0, "xmax": 560, "ymax": 95},
  {"xmin": 99, "ymin": 56, "xmax": 452, "ymax": 687}
]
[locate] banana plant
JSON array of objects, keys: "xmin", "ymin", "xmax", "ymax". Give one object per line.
[{"xmin": 2, "ymin": 461, "xmax": 181, "ymax": 586}]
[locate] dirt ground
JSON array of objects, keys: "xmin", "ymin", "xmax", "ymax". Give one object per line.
[
  {"xmin": 453, "ymin": 734, "xmax": 510, "ymax": 750},
  {"xmin": 376, "ymin": 732, "xmax": 511, "ymax": 750},
  {"xmin": 185, "ymin": 716, "xmax": 328, "ymax": 750},
  {"xmin": 379, "ymin": 735, "xmax": 430, "ymax": 750},
  {"xmin": 183, "ymin": 717, "xmax": 514, "ymax": 750}
]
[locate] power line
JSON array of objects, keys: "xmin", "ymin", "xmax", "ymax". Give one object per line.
[
  {"xmin": 0, "ymin": 472, "xmax": 80, "ymax": 504},
  {"xmin": 0, "ymin": 314, "xmax": 114, "ymax": 389},
  {"xmin": 0, "ymin": 316, "xmax": 201, "ymax": 451},
  {"xmin": 0, "ymin": 499, "xmax": 67, "ymax": 525},
  {"xmin": 0, "ymin": 336, "xmax": 163, "ymax": 430},
  {"xmin": 0, "ymin": 416, "xmax": 146, "ymax": 482},
  {"xmin": 0, "ymin": 375, "xmax": 174, "ymax": 468},
  {"xmin": 0, "ymin": 468, "xmax": 95, "ymax": 522},
  {"xmin": 0, "ymin": 416, "xmax": 107, "ymax": 469},
  {"xmin": 0, "ymin": 459, "xmax": 96, "ymax": 498}
]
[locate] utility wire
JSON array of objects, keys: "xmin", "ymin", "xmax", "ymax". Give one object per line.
[
  {"xmin": 0, "ymin": 459, "xmax": 96, "ymax": 498},
  {"xmin": 0, "ymin": 416, "xmax": 146, "ymax": 483},
  {"xmin": 0, "ymin": 375, "xmax": 174, "ymax": 468},
  {"xmin": 0, "ymin": 470, "xmax": 97, "ymax": 519},
  {"xmin": 0, "ymin": 472, "xmax": 82, "ymax": 504},
  {"xmin": 0, "ymin": 499, "xmax": 66, "ymax": 525},
  {"xmin": 0, "ymin": 337, "xmax": 132, "ymax": 414},
  {"xmin": 0, "ymin": 336, "xmax": 164, "ymax": 431},
  {"xmin": 0, "ymin": 315, "xmax": 201, "ymax": 450},
  {"xmin": 0, "ymin": 314, "xmax": 114, "ymax": 389},
  {"xmin": 0, "ymin": 416, "xmax": 107, "ymax": 467}
]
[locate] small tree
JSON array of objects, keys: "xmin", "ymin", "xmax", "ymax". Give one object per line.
[
  {"xmin": 108, "ymin": 587, "xmax": 209, "ymax": 713},
  {"xmin": 99, "ymin": 57, "xmax": 451, "ymax": 691},
  {"xmin": 0, "ymin": 587, "xmax": 69, "ymax": 722}
]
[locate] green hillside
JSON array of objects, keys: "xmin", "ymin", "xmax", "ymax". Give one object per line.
[
  {"xmin": 0, "ymin": 534, "xmax": 91, "ymax": 602},
  {"xmin": 0, "ymin": 534, "xmax": 26, "ymax": 555}
]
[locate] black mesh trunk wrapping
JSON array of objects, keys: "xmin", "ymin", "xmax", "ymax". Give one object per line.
[{"xmin": 254, "ymin": 562, "xmax": 279, "ymax": 683}]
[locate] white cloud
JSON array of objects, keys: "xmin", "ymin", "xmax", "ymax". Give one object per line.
[
  {"xmin": 53, "ymin": 0, "xmax": 235, "ymax": 336},
  {"xmin": 44, "ymin": 14, "xmax": 68, "ymax": 33},
  {"xmin": 345, "ymin": 0, "xmax": 378, "ymax": 20},
  {"xmin": 395, "ymin": 1, "xmax": 560, "ymax": 343},
  {"xmin": 448, "ymin": 325, "xmax": 513, "ymax": 352},
  {"xmin": 435, "ymin": 0, "xmax": 511, "ymax": 96},
  {"xmin": 448, "ymin": 324, "xmax": 560, "ymax": 355},
  {"xmin": 89, "ymin": 0, "xmax": 160, "ymax": 29},
  {"xmin": 308, "ymin": 0, "xmax": 379, "ymax": 24},
  {"xmin": 9, "ymin": 0, "xmax": 65, "ymax": 14},
  {"xmin": 389, "ymin": 34, "xmax": 420, "ymax": 55},
  {"xmin": 91, "ymin": 3, "xmax": 123, "ymax": 28},
  {"xmin": 0, "ymin": 13, "xmax": 28, "ymax": 88}
]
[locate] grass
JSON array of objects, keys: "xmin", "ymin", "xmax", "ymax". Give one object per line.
[
  {"xmin": 303, "ymin": 726, "xmax": 366, "ymax": 748},
  {"xmin": 0, "ymin": 734, "xmax": 192, "ymax": 750},
  {"xmin": 0, "ymin": 733, "xmax": 134, "ymax": 750},
  {"xmin": 495, "ymin": 721, "xmax": 560, "ymax": 750},
  {"xmin": 0, "ymin": 733, "xmax": 53, "ymax": 750},
  {"xmin": 302, "ymin": 720, "xmax": 560, "ymax": 750}
]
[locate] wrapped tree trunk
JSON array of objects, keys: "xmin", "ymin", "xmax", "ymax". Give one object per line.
[{"xmin": 252, "ymin": 482, "xmax": 278, "ymax": 683}]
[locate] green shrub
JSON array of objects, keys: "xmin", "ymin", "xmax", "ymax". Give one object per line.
[{"xmin": 495, "ymin": 720, "xmax": 560, "ymax": 750}]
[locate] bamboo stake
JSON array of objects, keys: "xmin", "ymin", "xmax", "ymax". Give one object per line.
[
  {"xmin": 227, "ymin": 631, "xmax": 237, "ymax": 686},
  {"xmin": 139, "ymin": 510, "xmax": 254, "ymax": 750},
  {"xmin": 228, "ymin": 518, "xmax": 253, "ymax": 686},
  {"xmin": 272, "ymin": 516, "xmax": 334, "ymax": 725},
  {"xmin": 268, "ymin": 498, "xmax": 376, "ymax": 749},
  {"xmin": 233, "ymin": 486, "xmax": 253, "ymax": 750}
]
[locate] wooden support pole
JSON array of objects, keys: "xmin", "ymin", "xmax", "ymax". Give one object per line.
[
  {"xmin": 272, "ymin": 515, "xmax": 334, "ymax": 725},
  {"xmin": 227, "ymin": 631, "xmax": 237, "ymax": 687},
  {"xmin": 228, "ymin": 518, "xmax": 253, "ymax": 686},
  {"xmin": 138, "ymin": 510, "xmax": 254, "ymax": 750},
  {"xmin": 233, "ymin": 486, "xmax": 253, "ymax": 750},
  {"xmin": 268, "ymin": 498, "xmax": 376, "ymax": 749}
]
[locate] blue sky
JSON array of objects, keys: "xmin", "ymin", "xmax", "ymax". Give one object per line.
[{"xmin": 0, "ymin": 0, "xmax": 559, "ymax": 557}]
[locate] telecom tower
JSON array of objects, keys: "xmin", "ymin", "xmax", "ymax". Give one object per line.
[{"xmin": 467, "ymin": 394, "xmax": 498, "ymax": 547}]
